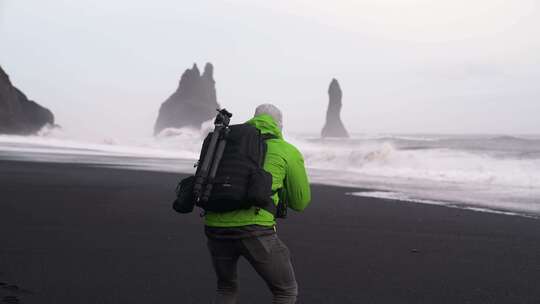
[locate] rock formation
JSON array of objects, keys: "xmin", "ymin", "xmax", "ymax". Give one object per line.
[
  {"xmin": 0, "ymin": 66, "xmax": 55, "ymax": 135},
  {"xmin": 321, "ymin": 78, "xmax": 349, "ymax": 138},
  {"xmin": 154, "ymin": 63, "xmax": 219, "ymax": 134}
]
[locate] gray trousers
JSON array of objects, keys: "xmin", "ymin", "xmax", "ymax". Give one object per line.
[{"xmin": 207, "ymin": 234, "xmax": 298, "ymax": 304}]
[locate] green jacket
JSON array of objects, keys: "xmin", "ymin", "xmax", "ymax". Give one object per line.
[{"xmin": 204, "ymin": 114, "xmax": 311, "ymax": 227}]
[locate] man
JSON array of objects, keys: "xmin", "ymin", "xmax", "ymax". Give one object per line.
[{"xmin": 205, "ymin": 104, "xmax": 311, "ymax": 304}]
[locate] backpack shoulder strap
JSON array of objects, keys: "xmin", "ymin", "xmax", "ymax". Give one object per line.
[{"xmin": 258, "ymin": 132, "xmax": 277, "ymax": 167}]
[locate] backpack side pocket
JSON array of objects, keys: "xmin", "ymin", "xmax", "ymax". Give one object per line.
[
  {"xmin": 173, "ymin": 175, "xmax": 196, "ymax": 214},
  {"xmin": 247, "ymin": 168, "xmax": 275, "ymax": 212}
]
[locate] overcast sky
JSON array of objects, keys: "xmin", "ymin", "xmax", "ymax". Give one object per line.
[{"xmin": 1, "ymin": 0, "xmax": 539, "ymax": 138}]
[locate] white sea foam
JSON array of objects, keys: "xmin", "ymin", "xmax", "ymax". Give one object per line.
[
  {"xmin": 0, "ymin": 126, "xmax": 199, "ymax": 160},
  {"xmin": 290, "ymin": 134, "xmax": 540, "ymax": 215},
  {"xmin": 1, "ymin": 126, "xmax": 539, "ymax": 217},
  {"xmin": 297, "ymin": 139, "xmax": 540, "ymax": 189},
  {"xmin": 348, "ymin": 191, "xmax": 537, "ymax": 219}
]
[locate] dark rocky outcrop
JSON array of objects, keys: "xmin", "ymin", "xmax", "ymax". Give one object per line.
[
  {"xmin": 321, "ymin": 78, "xmax": 349, "ymax": 138},
  {"xmin": 154, "ymin": 63, "xmax": 219, "ymax": 134},
  {"xmin": 0, "ymin": 66, "xmax": 55, "ymax": 135}
]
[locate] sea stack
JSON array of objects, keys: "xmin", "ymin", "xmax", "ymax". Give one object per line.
[
  {"xmin": 0, "ymin": 66, "xmax": 55, "ymax": 135},
  {"xmin": 154, "ymin": 63, "xmax": 219, "ymax": 134},
  {"xmin": 321, "ymin": 78, "xmax": 349, "ymax": 138}
]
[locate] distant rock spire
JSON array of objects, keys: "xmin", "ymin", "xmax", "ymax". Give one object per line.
[
  {"xmin": 154, "ymin": 62, "xmax": 220, "ymax": 135},
  {"xmin": 0, "ymin": 66, "xmax": 55, "ymax": 135},
  {"xmin": 202, "ymin": 62, "xmax": 213, "ymax": 79},
  {"xmin": 321, "ymin": 78, "xmax": 349, "ymax": 138}
]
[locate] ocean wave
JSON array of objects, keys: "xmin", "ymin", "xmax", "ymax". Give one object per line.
[
  {"xmin": 294, "ymin": 138, "xmax": 540, "ymax": 189},
  {"xmin": 1, "ymin": 128, "xmax": 540, "ymax": 216},
  {"xmin": 487, "ymin": 135, "xmax": 537, "ymax": 142},
  {"xmin": 0, "ymin": 127, "xmax": 197, "ymax": 160}
]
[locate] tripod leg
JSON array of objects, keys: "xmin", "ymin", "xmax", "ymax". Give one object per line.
[
  {"xmin": 202, "ymin": 138, "xmax": 228, "ymax": 202},
  {"xmin": 194, "ymin": 126, "xmax": 223, "ymax": 199}
]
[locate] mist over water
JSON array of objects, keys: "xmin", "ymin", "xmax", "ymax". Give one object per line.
[{"xmin": 1, "ymin": 126, "xmax": 539, "ymax": 217}]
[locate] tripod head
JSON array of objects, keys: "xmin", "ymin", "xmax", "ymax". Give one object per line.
[{"xmin": 214, "ymin": 108, "xmax": 232, "ymax": 127}]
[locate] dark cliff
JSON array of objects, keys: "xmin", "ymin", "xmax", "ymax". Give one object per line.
[
  {"xmin": 0, "ymin": 66, "xmax": 55, "ymax": 135},
  {"xmin": 321, "ymin": 78, "xmax": 349, "ymax": 138},
  {"xmin": 154, "ymin": 63, "xmax": 219, "ymax": 134}
]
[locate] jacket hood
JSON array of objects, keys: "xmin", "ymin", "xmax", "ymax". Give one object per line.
[{"xmin": 246, "ymin": 114, "xmax": 283, "ymax": 139}]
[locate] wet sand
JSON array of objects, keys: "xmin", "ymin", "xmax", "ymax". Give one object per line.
[{"xmin": 1, "ymin": 160, "xmax": 539, "ymax": 303}]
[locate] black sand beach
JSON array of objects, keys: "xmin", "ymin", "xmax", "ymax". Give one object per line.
[{"xmin": 1, "ymin": 160, "xmax": 540, "ymax": 303}]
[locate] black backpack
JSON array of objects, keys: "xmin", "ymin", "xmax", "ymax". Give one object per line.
[{"xmin": 173, "ymin": 123, "xmax": 279, "ymax": 216}]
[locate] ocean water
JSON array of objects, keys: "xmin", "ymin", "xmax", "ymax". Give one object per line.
[{"xmin": 1, "ymin": 126, "xmax": 539, "ymax": 217}]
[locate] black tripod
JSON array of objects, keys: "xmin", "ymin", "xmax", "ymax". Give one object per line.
[{"xmin": 193, "ymin": 108, "xmax": 233, "ymax": 204}]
